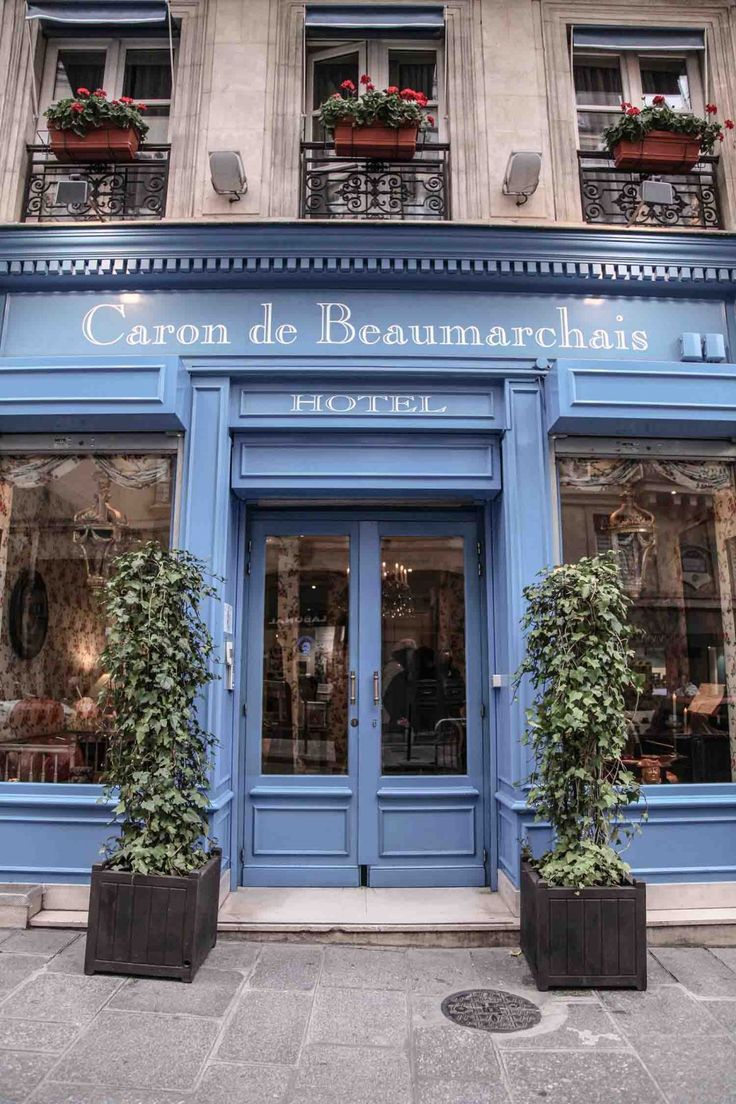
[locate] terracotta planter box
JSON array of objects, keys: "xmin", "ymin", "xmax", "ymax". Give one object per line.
[
  {"xmin": 49, "ymin": 126, "xmax": 141, "ymax": 164},
  {"xmin": 333, "ymin": 122, "xmax": 418, "ymax": 160},
  {"xmin": 520, "ymin": 861, "xmax": 647, "ymax": 990},
  {"xmin": 84, "ymin": 849, "xmax": 220, "ymax": 983},
  {"xmin": 612, "ymin": 130, "xmax": 701, "ymax": 173}
]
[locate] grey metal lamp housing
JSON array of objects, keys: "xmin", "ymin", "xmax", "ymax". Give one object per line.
[
  {"xmin": 209, "ymin": 151, "xmax": 248, "ymax": 202},
  {"xmin": 502, "ymin": 151, "xmax": 542, "ymax": 205}
]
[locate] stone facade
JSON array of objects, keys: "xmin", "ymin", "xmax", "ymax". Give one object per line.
[{"xmin": 1, "ymin": 0, "xmax": 735, "ymax": 226}]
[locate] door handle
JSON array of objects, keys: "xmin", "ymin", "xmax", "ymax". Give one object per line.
[
  {"xmin": 373, "ymin": 670, "xmax": 380, "ymax": 705},
  {"xmin": 349, "ymin": 671, "xmax": 356, "ymax": 705}
]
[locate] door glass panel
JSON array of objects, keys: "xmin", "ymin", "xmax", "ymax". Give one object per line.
[
  {"xmin": 380, "ymin": 537, "xmax": 467, "ymax": 775},
  {"xmin": 261, "ymin": 535, "xmax": 349, "ymax": 775}
]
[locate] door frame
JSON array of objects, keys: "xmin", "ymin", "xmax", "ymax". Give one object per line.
[{"xmin": 235, "ymin": 506, "xmax": 494, "ymax": 889}]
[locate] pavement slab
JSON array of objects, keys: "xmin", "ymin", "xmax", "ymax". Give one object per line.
[
  {"xmin": 290, "ymin": 1044, "xmax": 412, "ymax": 1104},
  {"xmin": 413, "ymin": 1022, "xmax": 504, "ymax": 1082},
  {"xmin": 495, "ymin": 1003, "xmax": 627, "ymax": 1051},
  {"xmin": 108, "ymin": 966, "xmax": 243, "ymax": 1018},
  {"xmin": 650, "ymin": 947, "xmax": 736, "ymax": 998},
  {"xmin": 248, "ymin": 944, "xmax": 322, "ymax": 991},
  {"xmin": 500, "ymin": 1050, "xmax": 662, "ymax": 1104},
  {"xmin": 0, "ymin": 953, "xmax": 47, "ymax": 997},
  {"xmin": 415, "ymin": 1083, "xmax": 511, "ymax": 1104},
  {"xmin": 200, "ymin": 940, "xmax": 261, "ymax": 975},
  {"xmin": 190, "ymin": 1061, "xmax": 292, "ymax": 1104},
  {"xmin": 28, "ymin": 1087, "xmax": 190, "ymax": 1104},
  {"xmin": 0, "ymin": 972, "xmax": 122, "ymax": 1025},
  {"xmin": 409, "ymin": 949, "xmax": 479, "ymax": 994},
  {"xmin": 320, "ymin": 945, "xmax": 409, "ymax": 990},
  {"xmin": 216, "ymin": 988, "xmax": 312, "ymax": 1064},
  {"xmin": 51, "ymin": 1009, "xmax": 220, "ymax": 1091},
  {"xmin": 0, "ymin": 931, "xmax": 79, "ymax": 959},
  {"xmin": 308, "ymin": 985, "xmax": 407, "ymax": 1047},
  {"xmin": 0, "ymin": 1017, "xmax": 78, "ymax": 1052},
  {"xmin": 633, "ymin": 1036, "xmax": 736, "ymax": 1104},
  {"xmin": 599, "ymin": 981, "xmax": 728, "ymax": 1038},
  {"xmin": 0, "ymin": 1050, "xmax": 59, "ymax": 1104}
]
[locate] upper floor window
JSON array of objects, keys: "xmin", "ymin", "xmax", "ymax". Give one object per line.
[
  {"xmin": 307, "ymin": 40, "xmax": 443, "ymax": 144},
  {"xmin": 574, "ymin": 50, "xmax": 702, "ymax": 151},
  {"xmin": 41, "ymin": 41, "xmax": 174, "ymax": 144},
  {"xmin": 571, "ymin": 25, "xmax": 706, "ymax": 151}
]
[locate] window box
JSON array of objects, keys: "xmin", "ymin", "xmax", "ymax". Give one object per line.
[
  {"xmin": 333, "ymin": 120, "xmax": 418, "ymax": 160},
  {"xmin": 48, "ymin": 124, "xmax": 141, "ymax": 163},
  {"xmin": 520, "ymin": 861, "xmax": 647, "ymax": 991},
  {"xmin": 611, "ymin": 129, "xmax": 701, "ymax": 173}
]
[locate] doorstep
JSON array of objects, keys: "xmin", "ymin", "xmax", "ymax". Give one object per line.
[{"xmin": 26, "ymin": 889, "xmax": 736, "ymax": 947}]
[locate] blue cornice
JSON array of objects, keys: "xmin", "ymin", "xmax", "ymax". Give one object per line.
[{"xmin": 1, "ymin": 221, "xmax": 736, "ymax": 294}]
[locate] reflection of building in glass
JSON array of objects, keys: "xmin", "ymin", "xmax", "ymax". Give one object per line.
[{"xmin": 560, "ymin": 457, "xmax": 736, "ymax": 784}]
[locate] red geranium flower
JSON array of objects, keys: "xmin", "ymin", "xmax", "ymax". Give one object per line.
[
  {"xmin": 340, "ymin": 79, "xmax": 356, "ymax": 92},
  {"xmin": 365, "ymin": 82, "xmax": 375, "ymax": 91},
  {"xmin": 427, "ymin": 114, "xmax": 435, "ymax": 125},
  {"xmin": 93, "ymin": 88, "xmax": 107, "ymax": 97},
  {"xmin": 136, "ymin": 103, "xmax": 147, "ymax": 111},
  {"xmin": 652, "ymin": 94, "xmax": 666, "ymax": 105},
  {"xmin": 76, "ymin": 87, "xmax": 90, "ymax": 96},
  {"xmin": 119, "ymin": 96, "xmax": 134, "ymax": 104},
  {"xmin": 626, "ymin": 106, "xmax": 641, "ymax": 116},
  {"xmin": 726, "ymin": 119, "xmax": 735, "ymax": 129},
  {"xmin": 620, "ymin": 101, "xmax": 631, "ymax": 110},
  {"xmin": 399, "ymin": 88, "xmax": 417, "ymax": 100},
  {"xmin": 706, "ymin": 103, "xmax": 718, "ymax": 114},
  {"xmin": 359, "ymin": 74, "xmax": 372, "ymax": 86},
  {"xmin": 719, "ymin": 133, "xmax": 725, "ymax": 141},
  {"xmin": 386, "ymin": 86, "xmax": 399, "ymax": 94},
  {"xmin": 71, "ymin": 102, "xmax": 84, "ymax": 112}
]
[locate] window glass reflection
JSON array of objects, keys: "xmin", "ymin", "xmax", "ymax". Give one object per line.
[
  {"xmin": 0, "ymin": 454, "xmax": 174, "ymax": 784},
  {"xmin": 381, "ymin": 537, "xmax": 467, "ymax": 775},
  {"xmin": 261, "ymin": 535, "xmax": 349, "ymax": 775},
  {"xmin": 560, "ymin": 457, "xmax": 736, "ymax": 784}
]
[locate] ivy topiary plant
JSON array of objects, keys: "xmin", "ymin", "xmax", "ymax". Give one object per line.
[
  {"xmin": 515, "ymin": 551, "xmax": 644, "ymax": 888},
  {"xmin": 100, "ymin": 542, "xmax": 217, "ymax": 876}
]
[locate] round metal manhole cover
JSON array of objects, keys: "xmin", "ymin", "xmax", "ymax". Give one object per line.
[{"xmin": 441, "ymin": 989, "xmax": 542, "ymax": 1034}]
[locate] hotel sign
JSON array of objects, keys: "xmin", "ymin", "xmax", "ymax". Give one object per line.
[{"xmin": 0, "ymin": 290, "xmax": 728, "ymax": 361}]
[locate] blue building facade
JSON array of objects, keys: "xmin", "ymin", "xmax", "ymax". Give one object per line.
[{"xmin": 1, "ymin": 221, "xmax": 735, "ymax": 898}]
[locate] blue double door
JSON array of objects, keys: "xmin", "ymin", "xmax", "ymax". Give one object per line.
[{"xmin": 241, "ymin": 512, "xmax": 488, "ymax": 887}]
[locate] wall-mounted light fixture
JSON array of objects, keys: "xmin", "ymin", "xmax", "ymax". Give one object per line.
[
  {"xmin": 639, "ymin": 178, "xmax": 675, "ymax": 206},
  {"xmin": 209, "ymin": 151, "xmax": 248, "ymax": 202},
  {"xmin": 502, "ymin": 151, "xmax": 542, "ymax": 205}
]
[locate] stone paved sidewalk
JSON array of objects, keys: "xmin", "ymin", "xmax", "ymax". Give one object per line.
[{"xmin": 0, "ymin": 930, "xmax": 735, "ymax": 1104}]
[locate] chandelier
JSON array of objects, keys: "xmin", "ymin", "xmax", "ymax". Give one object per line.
[
  {"xmin": 73, "ymin": 474, "xmax": 127, "ymax": 589},
  {"xmin": 382, "ymin": 560, "xmax": 415, "ymax": 619},
  {"xmin": 606, "ymin": 491, "xmax": 656, "ymax": 599}
]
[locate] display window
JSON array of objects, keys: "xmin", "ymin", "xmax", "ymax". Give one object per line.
[
  {"xmin": 559, "ymin": 454, "xmax": 736, "ymax": 784},
  {"xmin": 0, "ymin": 452, "xmax": 175, "ymax": 784}
]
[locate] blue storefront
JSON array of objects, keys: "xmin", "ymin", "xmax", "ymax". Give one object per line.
[{"xmin": 1, "ymin": 222, "xmax": 735, "ymax": 900}]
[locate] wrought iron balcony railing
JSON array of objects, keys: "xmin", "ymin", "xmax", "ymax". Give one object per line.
[
  {"xmin": 22, "ymin": 144, "xmax": 170, "ymax": 222},
  {"xmin": 300, "ymin": 141, "xmax": 450, "ymax": 220},
  {"xmin": 578, "ymin": 150, "xmax": 722, "ymax": 228}
]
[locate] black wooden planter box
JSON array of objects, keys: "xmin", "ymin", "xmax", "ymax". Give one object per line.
[
  {"xmin": 520, "ymin": 861, "xmax": 647, "ymax": 990},
  {"xmin": 84, "ymin": 849, "xmax": 221, "ymax": 983}
]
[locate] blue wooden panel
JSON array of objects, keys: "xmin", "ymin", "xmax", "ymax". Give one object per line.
[
  {"xmin": 549, "ymin": 358, "xmax": 736, "ymax": 436},
  {"xmin": 253, "ymin": 805, "xmax": 350, "ymax": 857},
  {"xmin": 0, "ymin": 356, "xmax": 186, "ymax": 430},
  {"xmin": 497, "ymin": 787, "xmax": 736, "ymax": 886},
  {"xmin": 233, "ymin": 434, "xmax": 500, "ymax": 496},
  {"xmin": 379, "ymin": 804, "xmax": 476, "ymax": 858}
]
